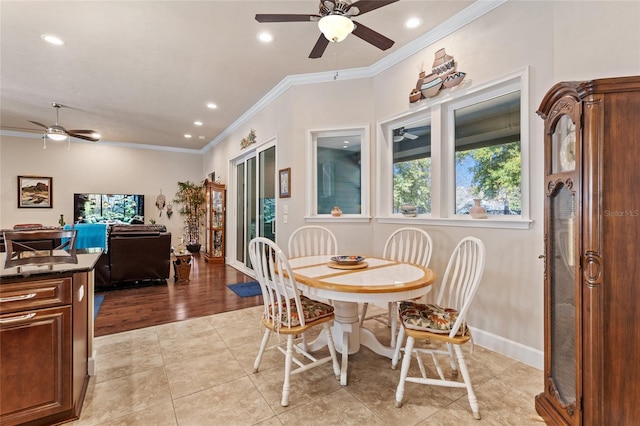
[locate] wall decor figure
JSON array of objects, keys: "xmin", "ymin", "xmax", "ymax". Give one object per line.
[{"xmin": 156, "ymin": 190, "xmax": 166, "ymax": 216}]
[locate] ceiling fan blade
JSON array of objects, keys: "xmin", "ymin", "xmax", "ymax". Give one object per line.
[
  {"xmin": 68, "ymin": 132, "xmax": 99, "ymax": 142},
  {"xmin": 348, "ymin": 0, "xmax": 399, "ymax": 16},
  {"xmin": 351, "ymin": 20, "xmax": 395, "ymax": 51},
  {"xmin": 403, "ymin": 132, "xmax": 419, "ymax": 140},
  {"xmin": 28, "ymin": 120, "xmax": 49, "ymax": 129},
  {"xmin": 255, "ymin": 14, "xmax": 318, "ymax": 23},
  {"xmin": 309, "ymin": 34, "xmax": 330, "ymax": 59},
  {"xmin": 67, "ymin": 129, "xmax": 96, "ymax": 134}
]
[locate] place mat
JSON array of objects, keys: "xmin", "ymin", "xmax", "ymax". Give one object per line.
[{"xmin": 327, "ymin": 261, "xmax": 368, "ymax": 270}]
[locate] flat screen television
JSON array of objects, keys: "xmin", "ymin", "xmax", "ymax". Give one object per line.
[{"xmin": 73, "ymin": 193, "xmax": 144, "ymax": 224}]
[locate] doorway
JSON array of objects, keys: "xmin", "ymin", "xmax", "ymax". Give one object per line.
[{"xmin": 232, "ymin": 143, "xmax": 276, "ymax": 273}]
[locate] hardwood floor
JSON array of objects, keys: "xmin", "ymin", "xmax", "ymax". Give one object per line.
[{"xmin": 94, "ymin": 253, "xmax": 261, "ymax": 337}]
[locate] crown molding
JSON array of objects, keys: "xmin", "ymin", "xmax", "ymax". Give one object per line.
[{"xmin": 0, "ymin": 129, "xmax": 201, "ymax": 154}]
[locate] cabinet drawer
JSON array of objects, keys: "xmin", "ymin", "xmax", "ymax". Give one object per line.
[{"xmin": 0, "ymin": 277, "xmax": 71, "ymax": 314}]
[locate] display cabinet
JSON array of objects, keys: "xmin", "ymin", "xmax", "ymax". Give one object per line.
[
  {"xmin": 536, "ymin": 76, "xmax": 640, "ymax": 425},
  {"xmin": 204, "ymin": 180, "xmax": 226, "ymax": 263}
]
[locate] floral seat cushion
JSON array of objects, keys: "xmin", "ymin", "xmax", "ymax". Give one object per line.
[
  {"xmin": 399, "ymin": 301, "xmax": 462, "ymax": 333},
  {"xmin": 270, "ymin": 295, "xmax": 334, "ymax": 327}
]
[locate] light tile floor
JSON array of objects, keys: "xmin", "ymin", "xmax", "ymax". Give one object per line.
[{"xmin": 74, "ymin": 305, "xmax": 545, "ymax": 425}]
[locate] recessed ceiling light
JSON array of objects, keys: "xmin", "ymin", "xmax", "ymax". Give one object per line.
[
  {"xmin": 206, "ymin": 103, "xmax": 217, "ymax": 109},
  {"xmin": 41, "ymin": 34, "xmax": 65, "ymax": 45},
  {"xmin": 258, "ymin": 32, "xmax": 274, "ymax": 43},
  {"xmin": 199, "ymin": 136, "xmax": 205, "ymax": 139},
  {"xmin": 184, "ymin": 134, "xmax": 192, "ymax": 139},
  {"xmin": 194, "ymin": 121, "xmax": 203, "ymax": 126},
  {"xmin": 405, "ymin": 17, "xmax": 423, "ymax": 29}
]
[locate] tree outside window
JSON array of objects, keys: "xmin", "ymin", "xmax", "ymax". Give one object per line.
[{"xmin": 454, "ymin": 91, "xmax": 522, "ymax": 216}]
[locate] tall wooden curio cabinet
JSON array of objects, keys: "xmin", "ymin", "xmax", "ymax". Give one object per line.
[
  {"xmin": 204, "ymin": 179, "xmax": 226, "ymax": 263},
  {"xmin": 536, "ymin": 76, "xmax": 640, "ymax": 425}
]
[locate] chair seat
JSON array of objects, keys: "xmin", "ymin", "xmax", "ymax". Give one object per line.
[
  {"xmin": 265, "ymin": 295, "xmax": 334, "ymax": 330},
  {"xmin": 262, "ymin": 313, "xmax": 334, "ymax": 335},
  {"xmin": 402, "ymin": 323, "xmax": 472, "ymax": 345},
  {"xmin": 399, "ymin": 301, "xmax": 463, "ymax": 334}
]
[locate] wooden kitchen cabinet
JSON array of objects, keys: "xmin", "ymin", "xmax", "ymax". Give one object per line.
[{"xmin": 1, "ymin": 274, "xmax": 89, "ymax": 426}]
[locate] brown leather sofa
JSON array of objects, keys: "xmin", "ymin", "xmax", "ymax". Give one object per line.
[{"xmin": 95, "ymin": 224, "xmax": 172, "ymax": 288}]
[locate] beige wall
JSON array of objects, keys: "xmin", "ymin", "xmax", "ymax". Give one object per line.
[
  {"xmin": 0, "ymin": 135, "xmax": 203, "ymax": 247},
  {"xmin": 201, "ymin": 0, "xmax": 640, "ymax": 367},
  {"xmin": 2, "ymin": 1, "xmax": 637, "ymax": 367}
]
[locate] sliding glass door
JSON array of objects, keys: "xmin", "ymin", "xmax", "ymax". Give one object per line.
[{"xmin": 233, "ymin": 144, "xmax": 275, "ymax": 271}]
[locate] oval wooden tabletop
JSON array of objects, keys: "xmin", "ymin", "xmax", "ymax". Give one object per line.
[{"xmin": 288, "ymin": 256, "xmax": 436, "ymax": 294}]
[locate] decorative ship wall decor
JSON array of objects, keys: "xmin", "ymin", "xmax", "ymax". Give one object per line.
[
  {"xmin": 409, "ymin": 48, "xmax": 466, "ymax": 104},
  {"xmin": 241, "ymin": 129, "xmax": 257, "ymax": 149}
]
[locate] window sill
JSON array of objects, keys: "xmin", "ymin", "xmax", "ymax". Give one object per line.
[
  {"xmin": 305, "ymin": 215, "xmax": 372, "ymax": 224},
  {"xmin": 376, "ymin": 216, "xmax": 533, "ymax": 230}
]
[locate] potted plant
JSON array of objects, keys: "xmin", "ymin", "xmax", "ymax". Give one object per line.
[{"xmin": 173, "ymin": 180, "xmax": 206, "ymax": 253}]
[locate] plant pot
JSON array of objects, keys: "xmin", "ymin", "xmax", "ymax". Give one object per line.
[
  {"xmin": 186, "ymin": 243, "xmax": 201, "ymax": 253},
  {"xmin": 331, "ymin": 206, "xmax": 342, "ymax": 217}
]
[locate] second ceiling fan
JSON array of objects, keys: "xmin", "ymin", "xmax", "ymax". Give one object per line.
[
  {"xmin": 255, "ymin": 0, "xmax": 398, "ymax": 59},
  {"xmin": 29, "ymin": 103, "xmax": 100, "ymax": 142}
]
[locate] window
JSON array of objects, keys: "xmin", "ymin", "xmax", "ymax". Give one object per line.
[
  {"xmin": 392, "ymin": 117, "xmax": 432, "ymax": 214},
  {"xmin": 307, "ymin": 126, "xmax": 370, "ymax": 220},
  {"xmin": 454, "ymin": 91, "xmax": 521, "ymax": 216},
  {"xmin": 377, "ymin": 69, "xmax": 529, "ymax": 228}
]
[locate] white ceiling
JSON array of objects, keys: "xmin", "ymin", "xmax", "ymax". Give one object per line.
[{"xmin": 0, "ymin": 0, "xmax": 476, "ymax": 151}]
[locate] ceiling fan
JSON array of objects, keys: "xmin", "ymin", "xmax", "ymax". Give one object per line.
[
  {"xmin": 29, "ymin": 103, "xmax": 100, "ymax": 142},
  {"xmin": 255, "ymin": 0, "xmax": 398, "ymax": 59},
  {"xmin": 393, "ymin": 127, "xmax": 419, "ymax": 142}
]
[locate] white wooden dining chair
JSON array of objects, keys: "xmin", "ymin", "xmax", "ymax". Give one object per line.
[
  {"xmin": 249, "ymin": 237, "xmax": 340, "ymax": 407},
  {"xmin": 360, "ymin": 227, "xmax": 433, "ymax": 347},
  {"xmin": 391, "ymin": 236, "xmax": 485, "ymax": 419},
  {"xmin": 287, "ymin": 225, "xmax": 338, "ymax": 258}
]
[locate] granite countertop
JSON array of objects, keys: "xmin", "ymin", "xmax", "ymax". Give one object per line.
[{"xmin": 0, "ymin": 249, "xmax": 102, "ymax": 280}]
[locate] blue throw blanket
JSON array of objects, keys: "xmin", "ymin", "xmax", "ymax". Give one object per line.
[{"xmin": 64, "ymin": 223, "xmax": 108, "ymax": 251}]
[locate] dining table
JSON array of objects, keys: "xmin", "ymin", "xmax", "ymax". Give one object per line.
[{"xmin": 287, "ymin": 255, "xmax": 435, "ymax": 385}]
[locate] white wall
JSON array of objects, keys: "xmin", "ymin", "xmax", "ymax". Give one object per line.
[
  {"xmin": 0, "ymin": 135, "xmax": 203, "ymax": 247},
  {"xmin": 201, "ymin": 0, "xmax": 639, "ymax": 368}
]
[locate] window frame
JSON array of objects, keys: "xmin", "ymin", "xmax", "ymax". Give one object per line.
[
  {"xmin": 305, "ymin": 124, "xmax": 371, "ymax": 223},
  {"xmin": 376, "ymin": 68, "xmax": 531, "ymax": 229}
]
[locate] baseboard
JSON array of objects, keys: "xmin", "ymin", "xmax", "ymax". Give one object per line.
[
  {"xmin": 470, "ymin": 326, "xmax": 543, "ymax": 370},
  {"xmin": 88, "ymin": 350, "xmax": 97, "ymax": 376}
]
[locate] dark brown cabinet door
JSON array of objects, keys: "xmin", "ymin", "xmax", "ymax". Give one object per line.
[
  {"xmin": 537, "ymin": 95, "xmax": 582, "ymax": 425},
  {"xmin": 0, "ymin": 306, "xmax": 72, "ymax": 425}
]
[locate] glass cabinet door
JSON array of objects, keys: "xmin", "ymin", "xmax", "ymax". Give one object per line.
[
  {"xmin": 542, "ymin": 109, "xmax": 581, "ymax": 420},
  {"xmin": 549, "ymin": 184, "xmax": 577, "ymax": 408},
  {"xmin": 205, "ymin": 181, "xmax": 225, "ymax": 263}
]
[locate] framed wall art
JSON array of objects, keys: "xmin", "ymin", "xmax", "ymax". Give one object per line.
[
  {"xmin": 18, "ymin": 175, "xmax": 53, "ymax": 208},
  {"xmin": 279, "ymin": 168, "xmax": 291, "ymax": 198}
]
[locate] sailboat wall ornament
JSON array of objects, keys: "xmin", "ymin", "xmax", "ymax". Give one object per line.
[{"xmin": 409, "ymin": 48, "xmax": 466, "ymax": 103}]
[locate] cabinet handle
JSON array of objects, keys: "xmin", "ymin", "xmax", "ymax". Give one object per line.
[
  {"xmin": 0, "ymin": 293, "xmax": 37, "ymax": 303},
  {"xmin": 0, "ymin": 312, "xmax": 36, "ymax": 323}
]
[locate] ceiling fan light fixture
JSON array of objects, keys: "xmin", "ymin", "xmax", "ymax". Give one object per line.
[
  {"xmin": 318, "ymin": 14, "xmax": 354, "ymax": 43},
  {"xmin": 47, "ymin": 129, "xmax": 68, "ymax": 141}
]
